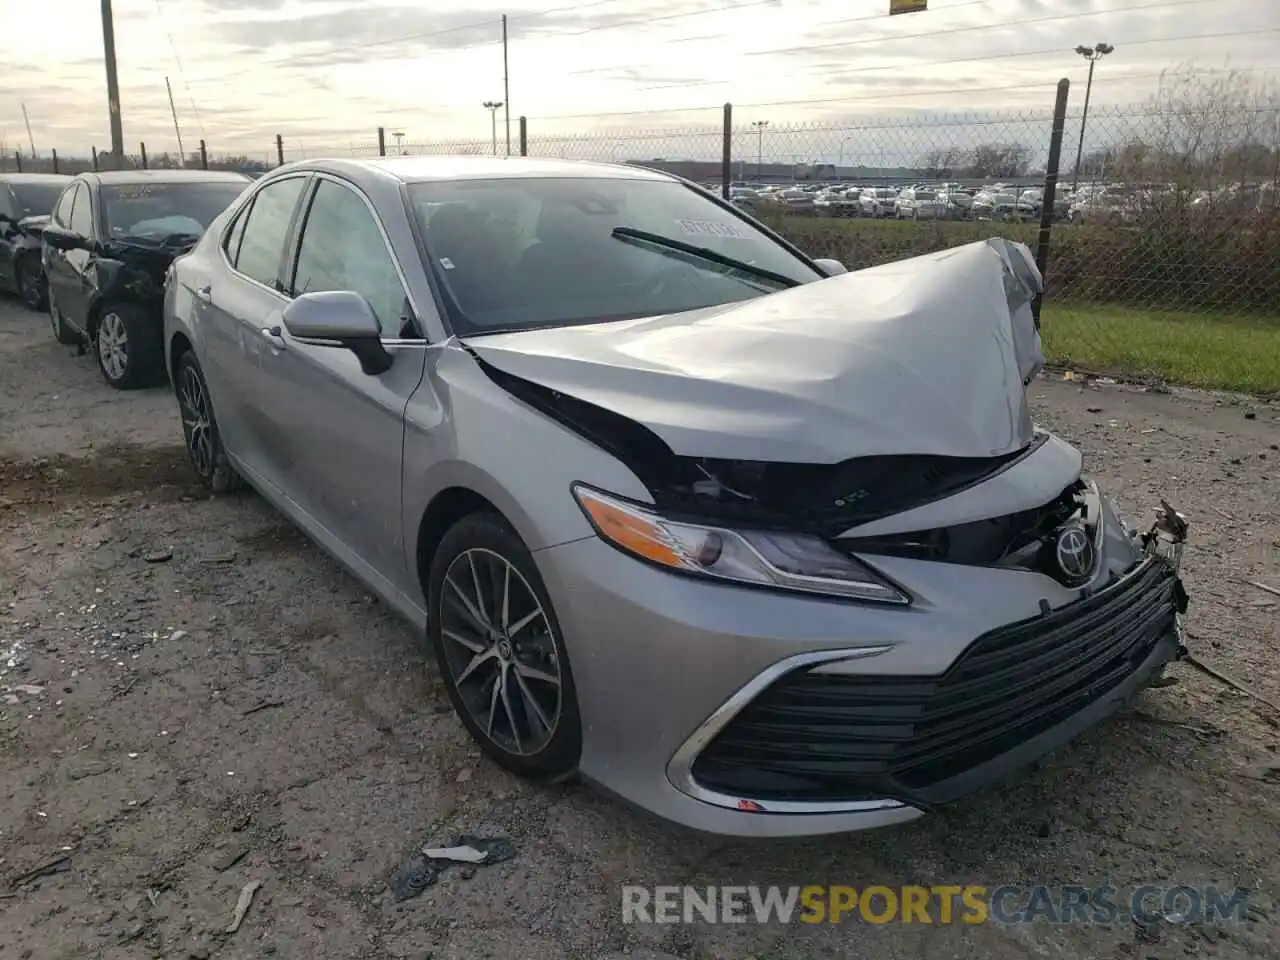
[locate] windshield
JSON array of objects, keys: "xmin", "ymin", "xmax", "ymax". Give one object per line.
[
  {"xmin": 406, "ymin": 176, "xmax": 823, "ymax": 336},
  {"xmin": 11, "ymin": 183, "xmax": 65, "ymax": 217},
  {"xmin": 101, "ymin": 180, "xmax": 247, "ymax": 241}
]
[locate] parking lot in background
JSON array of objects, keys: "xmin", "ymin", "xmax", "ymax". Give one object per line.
[{"xmin": 2, "ymin": 295, "xmax": 1279, "ymax": 959}]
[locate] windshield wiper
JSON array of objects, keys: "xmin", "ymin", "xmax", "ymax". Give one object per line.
[{"xmin": 610, "ymin": 226, "xmax": 802, "ymax": 289}]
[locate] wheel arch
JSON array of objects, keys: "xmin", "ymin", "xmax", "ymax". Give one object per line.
[
  {"xmin": 415, "ymin": 486, "xmax": 511, "ymax": 598},
  {"xmin": 168, "ymin": 331, "xmax": 194, "ymax": 384}
]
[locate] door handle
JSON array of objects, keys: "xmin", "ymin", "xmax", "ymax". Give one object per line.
[
  {"xmin": 260, "ymin": 326, "xmax": 286, "ymax": 349},
  {"xmin": 195, "ymin": 284, "xmax": 212, "ymax": 303}
]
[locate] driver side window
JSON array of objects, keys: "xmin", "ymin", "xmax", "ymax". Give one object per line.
[
  {"xmin": 289, "ymin": 179, "xmax": 419, "ymax": 340},
  {"xmin": 53, "ymin": 185, "xmax": 76, "ymax": 227},
  {"xmin": 69, "ymin": 185, "xmax": 93, "ymax": 238}
]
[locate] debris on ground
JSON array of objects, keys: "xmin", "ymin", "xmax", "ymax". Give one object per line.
[
  {"xmin": 1182, "ymin": 654, "xmax": 1280, "ymax": 714},
  {"xmin": 210, "ymin": 843, "xmax": 251, "ymax": 872},
  {"xmin": 225, "ymin": 879, "xmax": 263, "ymax": 934},
  {"xmin": 8, "ymin": 853, "xmax": 71, "ymax": 888},
  {"xmin": 387, "ymin": 835, "xmax": 517, "ymax": 901},
  {"xmin": 1243, "ymin": 579, "xmax": 1280, "ymax": 600}
]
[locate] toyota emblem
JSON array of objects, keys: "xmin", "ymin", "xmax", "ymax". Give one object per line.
[{"xmin": 1054, "ymin": 522, "xmax": 1095, "ymax": 585}]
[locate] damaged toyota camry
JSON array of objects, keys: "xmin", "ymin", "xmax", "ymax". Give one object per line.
[{"xmin": 163, "ymin": 156, "xmax": 1190, "ymax": 837}]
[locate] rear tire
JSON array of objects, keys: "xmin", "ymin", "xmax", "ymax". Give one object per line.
[
  {"xmin": 428, "ymin": 512, "xmax": 582, "ymax": 781},
  {"xmin": 94, "ymin": 303, "xmax": 162, "ymax": 390},
  {"xmin": 17, "ymin": 255, "xmax": 47, "ymax": 312},
  {"xmin": 174, "ymin": 350, "xmax": 243, "ymax": 493}
]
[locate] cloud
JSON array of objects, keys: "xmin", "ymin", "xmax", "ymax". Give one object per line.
[{"xmin": 0, "ymin": 0, "xmax": 1274, "ymax": 156}]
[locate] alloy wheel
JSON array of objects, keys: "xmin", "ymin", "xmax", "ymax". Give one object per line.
[
  {"xmin": 438, "ymin": 547, "xmax": 562, "ymax": 756},
  {"xmin": 177, "ymin": 364, "xmax": 213, "ymax": 478},
  {"xmin": 18, "ymin": 264, "xmax": 42, "ymax": 309},
  {"xmin": 97, "ymin": 312, "xmax": 129, "ymax": 381}
]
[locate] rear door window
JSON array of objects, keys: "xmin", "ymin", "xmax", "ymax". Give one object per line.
[{"xmin": 233, "ymin": 176, "xmax": 307, "ymax": 290}]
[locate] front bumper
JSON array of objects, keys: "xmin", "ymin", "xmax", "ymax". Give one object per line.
[{"xmin": 534, "ymin": 497, "xmax": 1187, "ymax": 838}]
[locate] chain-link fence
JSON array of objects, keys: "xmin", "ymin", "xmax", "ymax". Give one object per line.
[{"xmin": 3, "ymin": 75, "xmax": 1276, "ymax": 326}]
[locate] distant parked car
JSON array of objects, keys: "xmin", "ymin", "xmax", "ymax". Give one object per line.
[
  {"xmin": 41, "ymin": 168, "xmax": 251, "ymax": 388},
  {"xmin": 814, "ymin": 187, "xmax": 859, "ymax": 217},
  {"xmin": 858, "ymin": 187, "xmax": 899, "ymax": 218},
  {"xmin": 0, "ymin": 172, "xmax": 72, "ymax": 311},
  {"xmin": 971, "ymin": 190, "xmax": 1021, "ymax": 221},
  {"xmin": 895, "ymin": 188, "xmax": 949, "ymax": 220}
]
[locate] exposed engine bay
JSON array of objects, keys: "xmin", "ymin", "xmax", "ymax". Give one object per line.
[{"xmin": 480, "ymin": 358, "xmax": 1103, "ymax": 586}]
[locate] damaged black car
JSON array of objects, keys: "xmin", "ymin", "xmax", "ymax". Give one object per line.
[{"xmin": 42, "ymin": 169, "xmax": 250, "ymax": 389}]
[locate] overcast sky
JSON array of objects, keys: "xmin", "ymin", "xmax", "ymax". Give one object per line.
[{"xmin": 1, "ymin": 0, "xmax": 1276, "ymax": 160}]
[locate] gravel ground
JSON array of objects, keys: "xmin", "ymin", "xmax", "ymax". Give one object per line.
[{"xmin": 2, "ymin": 294, "xmax": 1280, "ymax": 960}]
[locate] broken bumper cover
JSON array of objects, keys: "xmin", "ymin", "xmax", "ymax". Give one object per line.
[
  {"xmin": 680, "ymin": 557, "xmax": 1183, "ymax": 815},
  {"xmin": 536, "ymin": 497, "xmax": 1189, "ymax": 838},
  {"xmin": 678, "ymin": 500, "xmax": 1190, "ymax": 826}
]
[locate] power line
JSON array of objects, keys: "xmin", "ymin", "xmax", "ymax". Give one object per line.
[
  {"xmin": 213, "ymin": 64, "xmax": 1274, "ymax": 135},
  {"xmin": 176, "ymin": 0, "xmax": 769, "ymax": 88},
  {"xmin": 570, "ymin": 0, "xmax": 1211, "ymax": 78},
  {"xmin": 748, "ymin": 0, "xmax": 1211, "ymax": 57},
  {"xmin": 680, "ymin": 25, "xmax": 1277, "ymax": 99},
  {"xmin": 566, "ymin": 0, "xmax": 992, "ymax": 75},
  {"xmin": 153, "ymin": 0, "xmax": 206, "ymax": 139},
  {"xmin": 524, "ymin": 55, "xmax": 1278, "ymax": 120}
]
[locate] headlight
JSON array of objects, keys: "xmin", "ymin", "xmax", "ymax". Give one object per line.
[{"xmin": 572, "ymin": 485, "xmax": 910, "ymax": 604}]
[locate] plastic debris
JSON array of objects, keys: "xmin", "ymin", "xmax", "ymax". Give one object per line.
[
  {"xmin": 388, "ymin": 834, "xmax": 516, "ymax": 901},
  {"xmin": 422, "ymin": 845, "xmax": 489, "ymax": 864},
  {"xmin": 387, "ymin": 857, "xmax": 441, "ymax": 902},
  {"xmin": 225, "ymin": 879, "xmax": 262, "ymax": 934}
]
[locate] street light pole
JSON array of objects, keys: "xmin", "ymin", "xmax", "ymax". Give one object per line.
[
  {"xmin": 100, "ymin": 0, "xmax": 125, "ymax": 169},
  {"xmin": 482, "ymin": 100, "xmax": 503, "ymax": 156},
  {"xmin": 751, "ymin": 120, "xmax": 768, "ymax": 179},
  {"xmin": 1071, "ymin": 42, "xmax": 1114, "ymax": 193}
]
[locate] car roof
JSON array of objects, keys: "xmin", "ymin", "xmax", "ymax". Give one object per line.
[
  {"xmin": 0, "ymin": 173, "xmax": 73, "ymax": 185},
  {"xmin": 268, "ymin": 155, "xmax": 676, "ymax": 187},
  {"xmin": 82, "ymin": 169, "xmax": 251, "ymax": 186}
]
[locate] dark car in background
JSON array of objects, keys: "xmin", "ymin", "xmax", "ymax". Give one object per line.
[
  {"xmin": 0, "ymin": 172, "xmax": 72, "ymax": 311},
  {"xmin": 42, "ymin": 169, "xmax": 250, "ymax": 389}
]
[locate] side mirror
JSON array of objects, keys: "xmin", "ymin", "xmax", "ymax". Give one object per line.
[
  {"xmin": 42, "ymin": 224, "xmax": 93, "ymax": 253},
  {"xmin": 281, "ymin": 290, "xmax": 394, "ymax": 376},
  {"xmin": 18, "ymin": 215, "xmax": 49, "ymax": 239},
  {"xmin": 813, "ymin": 257, "xmax": 847, "ymax": 277}
]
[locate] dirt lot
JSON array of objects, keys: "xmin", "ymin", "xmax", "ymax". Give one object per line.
[{"xmin": 2, "ymin": 296, "xmax": 1279, "ymax": 960}]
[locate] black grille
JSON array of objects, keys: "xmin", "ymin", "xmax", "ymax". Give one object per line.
[{"xmin": 691, "ymin": 561, "xmax": 1179, "ymax": 806}]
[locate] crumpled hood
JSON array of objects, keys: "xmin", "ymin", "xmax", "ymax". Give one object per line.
[{"xmin": 465, "ymin": 238, "xmax": 1045, "ymax": 464}]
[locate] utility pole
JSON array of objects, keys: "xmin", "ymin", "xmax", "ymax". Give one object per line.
[
  {"xmin": 101, "ymin": 0, "xmax": 125, "ymax": 169},
  {"xmin": 751, "ymin": 120, "xmax": 768, "ymax": 179},
  {"xmin": 1071, "ymin": 42, "xmax": 1114, "ymax": 193},
  {"xmin": 502, "ymin": 15, "xmax": 511, "ymax": 157},
  {"xmin": 482, "ymin": 101, "xmax": 503, "ymax": 157},
  {"xmin": 165, "ymin": 77, "xmax": 186, "ymax": 166},
  {"xmin": 21, "ymin": 105, "xmax": 36, "ymax": 158}
]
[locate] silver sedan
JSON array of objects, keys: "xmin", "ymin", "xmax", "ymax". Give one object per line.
[{"xmin": 163, "ymin": 156, "xmax": 1189, "ymax": 837}]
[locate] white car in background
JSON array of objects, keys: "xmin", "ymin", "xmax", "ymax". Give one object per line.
[
  {"xmin": 858, "ymin": 187, "xmax": 899, "ymax": 218},
  {"xmin": 896, "ymin": 188, "xmax": 950, "ymax": 220}
]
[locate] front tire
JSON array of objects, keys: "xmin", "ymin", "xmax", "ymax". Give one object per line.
[
  {"xmin": 428, "ymin": 513, "xmax": 582, "ymax": 781},
  {"xmin": 175, "ymin": 350, "xmax": 243, "ymax": 493},
  {"xmin": 17, "ymin": 255, "xmax": 47, "ymax": 312},
  {"xmin": 94, "ymin": 303, "xmax": 162, "ymax": 390}
]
